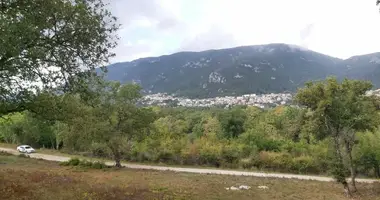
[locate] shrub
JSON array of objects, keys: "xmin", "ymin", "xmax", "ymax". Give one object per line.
[
  {"xmin": 60, "ymin": 158, "xmax": 107, "ymax": 169},
  {"xmin": 240, "ymin": 157, "xmax": 255, "ymax": 169},
  {"xmin": 68, "ymin": 158, "xmax": 80, "ymax": 166},
  {"xmin": 220, "ymin": 143, "xmax": 241, "ymax": 167},
  {"xmin": 253, "ymin": 151, "xmax": 292, "ymax": 172},
  {"xmin": 92, "ymin": 161, "xmax": 107, "ymax": 169},
  {"xmin": 60, "ymin": 158, "xmax": 80, "ymax": 166},
  {"xmin": 180, "ymin": 142, "xmax": 200, "ymax": 165},
  {"xmin": 291, "ymin": 156, "xmax": 319, "ymax": 174},
  {"xmin": 156, "ymin": 149, "xmax": 175, "ymax": 163},
  {"xmin": 79, "ymin": 159, "xmax": 93, "ymax": 168}
]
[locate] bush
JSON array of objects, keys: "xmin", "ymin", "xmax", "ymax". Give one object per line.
[
  {"xmin": 60, "ymin": 158, "xmax": 108, "ymax": 169},
  {"xmin": 291, "ymin": 156, "xmax": 319, "ymax": 174},
  {"xmin": 220, "ymin": 144, "xmax": 241, "ymax": 167},
  {"xmin": 252, "ymin": 151, "xmax": 292, "ymax": 172},
  {"xmin": 79, "ymin": 159, "xmax": 93, "ymax": 168},
  {"xmin": 92, "ymin": 161, "xmax": 107, "ymax": 169},
  {"xmin": 68, "ymin": 158, "xmax": 80, "ymax": 166},
  {"xmin": 240, "ymin": 157, "xmax": 255, "ymax": 169},
  {"xmin": 180, "ymin": 143, "xmax": 200, "ymax": 165},
  {"xmin": 156, "ymin": 150, "xmax": 175, "ymax": 163},
  {"xmin": 60, "ymin": 158, "xmax": 80, "ymax": 166}
]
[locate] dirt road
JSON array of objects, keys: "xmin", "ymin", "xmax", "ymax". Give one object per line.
[{"xmin": 1, "ymin": 147, "xmax": 378, "ymax": 183}]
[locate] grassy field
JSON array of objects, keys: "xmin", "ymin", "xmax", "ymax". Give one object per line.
[{"xmin": 1, "ymin": 152, "xmax": 380, "ymax": 200}]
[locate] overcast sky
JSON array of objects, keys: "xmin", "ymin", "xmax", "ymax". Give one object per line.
[{"xmin": 107, "ymin": 0, "xmax": 380, "ymax": 63}]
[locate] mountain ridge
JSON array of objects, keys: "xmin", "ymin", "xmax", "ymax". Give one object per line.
[{"xmin": 101, "ymin": 43, "xmax": 380, "ymax": 98}]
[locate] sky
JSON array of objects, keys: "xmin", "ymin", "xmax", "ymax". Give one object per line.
[{"xmin": 107, "ymin": 0, "xmax": 380, "ymax": 63}]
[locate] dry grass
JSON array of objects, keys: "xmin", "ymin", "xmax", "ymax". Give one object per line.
[{"xmin": 1, "ymin": 154, "xmax": 380, "ymax": 200}]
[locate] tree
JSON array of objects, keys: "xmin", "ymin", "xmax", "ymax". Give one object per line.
[
  {"xmin": 90, "ymin": 82, "xmax": 155, "ymax": 167},
  {"xmin": 281, "ymin": 107, "xmax": 306, "ymax": 142},
  {"xmin": 0, "ymin": 0, "xmax": 118, "ymax": 116},
  {"xmin": 354, "ymin": 130, "xmax": 380, "ymax": 178},
  {"xmin": 295, "ymin": 77, "xmax": 378, "ymax": 196},
  {"xmin": 203, "ymin": 116, "xmax": 223, "ymax": 137},
  {"xmin": 217, "ymin": 107, "xmax": 246, "ymax": 138},
  {"xmin": 244, "ymin": 106, "xmax": 263, "ymax": 130}
]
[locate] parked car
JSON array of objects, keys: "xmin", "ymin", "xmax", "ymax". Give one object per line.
[{"xmin": 16, "ymin": 145, "xmax": 35, "ymax": 154}]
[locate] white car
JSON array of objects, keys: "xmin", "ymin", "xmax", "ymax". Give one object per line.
[{"xmin": 16, "ymin": 145, "xmax": 35, "ymax": 154}]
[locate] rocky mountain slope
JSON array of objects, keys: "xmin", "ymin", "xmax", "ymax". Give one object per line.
[{"xmin": 101, "ymin": 43, "xmax": 380, "ymax": 98}]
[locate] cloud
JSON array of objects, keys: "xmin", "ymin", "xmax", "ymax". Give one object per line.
[
  {"xmin": 299, "ymin": 23, "xmax": 315, "ymax": 48},
  {"xmin": 106, "ymin": 0, "xmax": 380, "ymax": 62},
  {"xmin": 106, "ymin": 0, "xmax": 185, "ymax": 61},
  {"xmin": 179, "ymin": 26, "xmax": 238, "ymax": 52}
]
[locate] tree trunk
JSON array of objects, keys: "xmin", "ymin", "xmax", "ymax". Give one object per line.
[
  {"xmin": 345, "ymin": 143, "xmax": 357, "ymax": 192},
  {"xmin": 113, "ymin": 150, "xmax": 122, "ymax": 168},
  {"xmin": 333, "ymin": 135, "xmax": 352, "ymax": 197},
  {"xmin": 343, "ymin": 181, "xmax": 352, "ymax": 198},
  {"xmin": 375, "ymin": 163, "xmax": 380, "ymax": 178}
]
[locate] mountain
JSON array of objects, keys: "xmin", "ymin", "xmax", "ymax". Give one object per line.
[
  {"xmin": 101, "ymin": 43, "xmax": 380, "ymax": 98},
  {"xmin": 339, "ymin": 52, "xmax": 380, "ymax": 87}
]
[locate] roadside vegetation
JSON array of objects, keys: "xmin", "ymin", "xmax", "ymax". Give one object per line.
[{"xmin": 59, "ymin": 158, "xmax": 108, "ymax": 169}]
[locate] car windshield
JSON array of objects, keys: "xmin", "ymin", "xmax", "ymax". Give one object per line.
[{"xmin": 24, "ymin": 146, "xmax": 31, "ymax": 149}]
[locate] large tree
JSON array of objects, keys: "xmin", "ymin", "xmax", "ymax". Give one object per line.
[
  {"xmin": 90, "ymin": 81, "xmax": 156, "ymax": 167},
  {"xmin": 295, "ymin": 77, "xmax": 378, "ymax": 196},
  {"xmin": 0, "ymin": 0, "xmax": 118, "ymax": 116}
]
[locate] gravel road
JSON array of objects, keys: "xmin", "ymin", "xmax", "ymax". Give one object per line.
[{"xmin": 1, "ymin": 147, "xmax": 378, "ymax": 183}]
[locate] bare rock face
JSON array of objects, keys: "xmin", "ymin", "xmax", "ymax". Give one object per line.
[{"xmin": 209, "ymin": 72, "xmax": 226, "ymax": 84}]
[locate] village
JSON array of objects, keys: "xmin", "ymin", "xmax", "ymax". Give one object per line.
[
  {"xmin": 140, "ymin": 92, "xmax": 293, "ymax": 108},
  {"xmin": 140, "ymin": 89, "xmax": 380, "ymax": 108}
]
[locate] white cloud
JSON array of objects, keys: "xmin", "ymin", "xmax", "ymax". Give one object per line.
[{"xmin": 108, "ymin": 0, "xmax": 380, "ymax": 62}]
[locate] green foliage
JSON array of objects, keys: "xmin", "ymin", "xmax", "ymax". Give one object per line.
[
  {"xmin": 65, "ymin": 158, "xmax": 80, "ymax": 166},
  {"xmin": 0, "ymin": 0, "xmax": 119, "ymax": 116},
  {"xmin": 295, "ymin": 77, "xmax": 379, "ymax": 192},
  {"xmin": 60, "ymin": 158, "xmax": 107, "ymax": 169},
  {"xmin": 92, "ymin": 161, "xmax": 107, "ymax": 169},
  {"xmin": 2, "ymin": 77, "xmax": 380, "ymax": 179},
  {"xmin": 217, "ymin": 107, "xmax": 246, "ymax": 138},
  {"xmin": 354, "ymin": 131, "xmax": 380, "ymax": 177}
]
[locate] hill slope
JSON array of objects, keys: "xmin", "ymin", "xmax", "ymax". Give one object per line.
[{"xmin": 102, "ymin": 43, "xmax": 379, "ymax": 98}]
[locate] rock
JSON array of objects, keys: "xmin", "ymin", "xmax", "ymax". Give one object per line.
[
  {"xmin": 239, "ymin": 185, "xmax": 251, "ymax": 190},
  {"xmin": 230, "ymin": 186, "xmax": 239, "ymax": 190},
  {"xmin": 226, "ymin": 185, "xmax": 251, "ymax": 191},
  {"xmin": 258, "ymin": 185, "xmax": 269, "ymax": 189}
]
